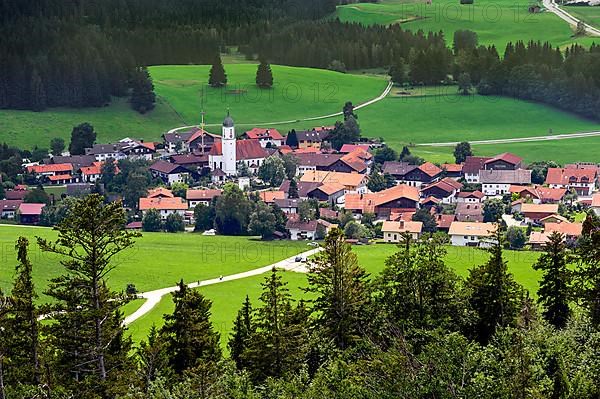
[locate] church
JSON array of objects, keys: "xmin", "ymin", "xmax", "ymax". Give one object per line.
[{"xmin": 208, "ymin": 112, "xmax": 269, "ymax": 177}]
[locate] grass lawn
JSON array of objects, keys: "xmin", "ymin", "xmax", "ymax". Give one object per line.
[
  {"xmin": 126, "ymin": 271, "xmax": 310, "ymax": 346},
  {"xmin": 565, "ymin": 5, "xmax": 600, "ymax": 29},
  {"xmin": 353, "ymin": 244, "xmax": 542, "ymax": 294},
  {"xmin": 0, "ymin": 226, "xmax": 308, "ymax": 302},
  {"xmin": 0, "ymin": 64, "xmax": 386, "ymax": 150},
  {"xmin": 335, "ymin": 0, "xmax": 597, "ymax": 49}
]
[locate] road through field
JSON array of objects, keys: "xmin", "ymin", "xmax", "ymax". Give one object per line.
[
  {"xmin": 543, "ymin": 0, "xmax": 600, "ymax": 36},
  {"xmin": 416, "ymin": 130, "xmax": 600, "ymax": 147},
  {"xmin": 123, "ymin": 247, "xmax": 321, "ymax": 326},
  {"xmin": 166, "ymin": 81, "xmax": 393, "ymax": 134}
]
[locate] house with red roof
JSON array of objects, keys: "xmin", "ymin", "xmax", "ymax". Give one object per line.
[
  {"xmin": 339, "ymin": 144, "xmax": 371, "ymax": 153},
  {"xmin": 441, "ymin": 163, "xmax": 463, "ymax": 179},
  {"xmin": 456, "ymin": 190, "xmax": 485, "ymax": 203},
  {"xmin": 163, "ymin": 128, "xmax": 221, "ymax": 154},
  {"xmin": 27, "ymin": 163, "xmax": 73, "ymax": 178},
  {"xmin": 209, "ymin": 139, "xmax": 268, "ymax": 175},
  {"xmin": 17, "ymin": 203, "xmax": 46, "ymax": 224},
  {"xmin": 344, "ymin": 184, "xmax": 420, "ymax": 219},
  {"xmin": 0, "ymin": 200, "xmax": 23, "ymax": 219},
  {"xmin": 382, "ymin": 161, "xmax": 442, "ymax": 187},
  {"xmin": 545, "ymin": 167, "xmax": 597, "ymax": 196},
  {"xmin": 242, "ymin": 128, "xmax": 284, "ymax": 148},
  {"xmin": 382, "ymin": 220, "xmax": 423, "ymax": 242},
  {"xmin": 186, "ymin": 189, "xmax": 222, "ymax": 208},
  {"xmin": 592, "ymin": 193, "xmax": 600, "ymax": 216},
  {"xmin": 286, "ymin": 217, "xmax": 318, "ymax": 240},
  {"xmin": 139, "ymin": 196, "xmax": 188, "ymax": 220},
  {"xmin": 483, "ymin": 153, "xmax": 523, "ymax": 171},
  {"xmin": 420, "ymin": 177, "xmax": 463, "ymax": 204},
  {"xmin": 463, "ymin": 156, "xmax": 491, "ymax": 183}
]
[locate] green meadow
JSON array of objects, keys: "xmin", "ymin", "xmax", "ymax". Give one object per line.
[
  {"xmin": 335, "ymin": 0, "xmax": 598, "ymax": 49},
  {"xmin": 565, "ymin": 5, "xmax": 600, "ymax": 29}
]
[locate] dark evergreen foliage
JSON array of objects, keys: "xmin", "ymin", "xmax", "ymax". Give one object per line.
[{"xmin": 130, "ymin": 66, "xmax": 156, "ymax": 114}]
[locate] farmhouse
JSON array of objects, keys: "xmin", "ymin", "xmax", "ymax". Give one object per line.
[
  {"xmin": 381, "ymin": 220, "xmax": 423, "ymax": 242},
  {"xmin": 545, "ymin": 167, "xmax": 597, "ymax": 197},
  {"xmin": 441, "ymin": 163, "xmax": 463, "ymax": 179},
  {"xmin": 456, "ymin": 190, "xmax": 485, "ymax": 203},
  {"xmin": 163, "ymin": 128, "xmax": 221, "ymax": 154},
  {"xmin": 383, "ymin": 161, "xmax": 442, "ymax": 187},
  {"xmin": 17, "ymin": 203, "xmax": 46, "ymax": 225},
  {"xmin": 513, "ymin": 203, "xmax": 559, "ymax": 224},
  {"xmin": 274, "ymin": 198, "xmax": 302, "ymax": 214},
  {"xmin": 306, "ymin": 183, "xmax": 346, "ymax": 206},
  {"xmin": 483, "ymin": 152, "xmax": 523, "ymax": 170},
  {"xmin": 479, "ymin": 169, "xmax": 532, "ymax": 196},
  {"xmin": 27, "ymin": 163, "xmax": 73, "ymax": 178},
  {"xmin": 139, "ymin": 196, "xmax": 188, "ymax": 220},
  {"xmin": 291, "ymin": 128, "xmax": 331, "ymax": 149},
  {"xmin": 286, "ymin": 218, "xmax": 318, "ymax": 240},
  {"xmin": 258, "ymin": 190, "xmax": 286, "ymax": 204},
  {"xmin": 242, "ymin": 128, "xmax": 284, "ymax": 148},
  {"xmin": 0, "ymin": 200, "xmax": 23, "ymax": 219},
  {"xmin": 420, "ymin": 178, "xmax": 463, "ymax": 203},
  {"xmin": 449, "ymin": 222, "xmax": 497, "ymax": 247},
  {"xmin": 149, "ymin": 160, "xmax": 191, "ymax": 185},
  {"xmin": 344, "ymin": 184, "xmax": 420, "ymax": 218},
  {"xmin": 186, "ymin": 189, "xmax": 222, "ymax": 208},
  {"xmin": 463, "ymin": 156, "xmax": 491, "ymax": 183},
  {"xmin": 279, "ymin": 180, "xmax": 322, "ymax": 199},
  {"xmin": 300, "ymin": 170, "xmax": 367, "ymax": 193},
  {"xmin": 455, "ymin": 202, "xmax": 483, "ymax": 222}
]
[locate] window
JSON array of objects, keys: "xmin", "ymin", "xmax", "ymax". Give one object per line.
[{"xmin": 464, "ymin": 235, "xmax": 468, "ymax": 239}]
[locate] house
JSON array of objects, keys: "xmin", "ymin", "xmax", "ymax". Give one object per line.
[
  {"xmin": 483, "ymin": 153, "xmax": 523, "ymax": 170},
  {"xmin": 170, "ymin": 154, "xmax": 209, "ymax": 170},
  {"xmin": 529, "ymin": 231, "xmax": 551, "ymax": 250},
  {"xmin": 17, "ymin": 203, "xmax": 46, "ymax": 224},
  {"xmin": 85, "ymin": 139, "xmax": 155, "ymax": 162},
  {"xmin": 545, "ymin": 222, "xmax": 583, "ymax": 240},
  {"xmin": 513, "ymin": 203, "xmax": 559, "ymax": 224},
  {"xmin": 441, "ymin": 163, "xmax": 463, "ymax": 179},
  {"xmin": 149, "ymin": 160, "xmax": 191, "ymax": 185},
  {"xmin": 540, "ymin": 214, "xmax": 570, "ymax": 225},
  {"xmin": 0, "ymin": 200, "xmax": 23, "ymax": 219},
  {"xmin": 242, "ymin": 128, "xmax": 284, "ymax": 148},
  {"xmin": 163, "ymin": 128, "xmax": 221, "ymax": 154},
  {"xmin": 435, "ymin": 213, "xmax": 455, "ymax": 232},
  {"xmin": 79, "ymin": 161, "xmax": 118, "ymax": 183},
  {"xmin": 592, "ymin": 193, "xmax": 600, "ymax": 216},
  {"xmin": 148, "ymin": 187, "xmax": 175, "ymax": 199},
  {"xmin": 456, "ymin": 190, "xmax": 485, "ymax": 203},
  {"xmin": 300, "ymin": 170, "xmax": 367, "ymax": 194},
  {"xmin": 449, "ymin": 222, "xmax": 497, "ymax": 247},
  {"xmin": 279, "ymin": 180, "xmax": 322, "ymax": 199},
  {"xmin": 463, "ymin": 156, "xmax": 491, "ymax": 183},
  {"xmin": 139, "ymin": 196, "xmax": 188, "ymax": 220},
  {"xmin": 344, "ymin": 184, "xmax": 420, "ymax": 218},
  {"xmin": 5, "ymin": 189, "xmax": 28, "ymax": 201},
  {"xmin": 382, "ymin": 161, "xmax": 442, "ymax": 187},
  {"xmin": 510, "ymin": 185, "xmax": 567, "ymax": 204},
  {"xmin": 45, "ymin": 155, "xmax": 96, "ymax": 170},
  {"xmin": 26, "ymin": 163, "xmax": 73, "ymax": 179},
  {"xmin": 480, "ymin": 169, "xmax": 532, "ymax": 196},
  {"xmin": 286, "ymin": 218, "xmax": 318, "ymax": 240},
  {"xmin": 294, "ymin": 152, "xmax": 367, "ymax": 175},
  {"xmin": 306, "ymin": 183, "xmax": 346, "ymax": 206},
  {"xmin": 420, "ymin": 178, "xmax": 463, "ymax": 204},
  {"xmin": 48, "ymin": 174, "xmax": 76, "ymax": 185},
  {"xmin": 382, "ymin": 220, "xmax": 423, "ymax": 242},
  {"xmin": 274, "ymin": 198, "xmax": 301, "ymax": 214},
  {"xmin": 455, "ymin": 202, "xmax": 484, "ymax": 222},
  {"xmin": 420, "ymin": 196, "xmax": 441, "ymax": 208},
  {"xmin": 545, "ymin": 167, "xmax": 597, "ymax": 197},
  {"xmin": 209, "ymin": 139, "xmax": 268, "ymax": 175},
  {"xmin": 339, "ymin": 144, "xmax": 371, "ymax": 153},
  {"xmin": 186, "ymin": 189, "xmax": 222, "ymax": 208},
  {"xmin": 259, "ymin": 190, "xmax": 286, "ymax": 204},
  {"xmin": 291, "ymin": 128, "xmax": 331, "ymax": 149}
]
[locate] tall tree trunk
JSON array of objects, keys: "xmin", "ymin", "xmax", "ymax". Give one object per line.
[{"xmin": 93, "ymin": 276, "xmax": 107, "ymax": 380}]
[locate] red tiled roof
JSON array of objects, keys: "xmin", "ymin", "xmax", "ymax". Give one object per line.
[
  {"xmin": 187, "ymin": 128, "xmax": 218, "ymax": 144},
  {"xmin": 345, "ymin": 185, "xmax": 419, "ymax": 213},
  {"xmin": 148, "ymin": 187, "xmax": 174, "ymax": 198},
  {"xmin": 382, "ymin": 220, "xmax": 423, "ymax": 234},
  {"xmin": 441, "ymin": 163, "xmax": 463, "ymax": 173},
  {"xmin": 340, "ymin": 152, "xmax": 367, "ymax": 172},
  {"xmin": 418, "ymin": 162, "xmax": 443, "ymax": 177},
  {"xmin": 209, "ymin": 140, "xmax": 268, "ymax": 160},
  {"xmin": 422, "ymin": 178, "xmax": 463, "ymax": 195},
  {"xmin": 48, "ymin": 174, "xmax": 73, "ymax": 181},
  {"xmin": 18, "ymin": 203, "xmax": 45, "ymax": 215},
  {"xmin": 485, "ymin": 152, "xmax": 522, "ymax": 166},
  {"xmin": 259, "ymin": 191, "xmax": 286, "ymax": 203},
  {"xmin": 545, "ymin": 222, "xmax": 583, "ymax": 237},
  {"xmin": 244, "ymin": 128, "xmax": 284, "ymax": 140},
  {"xmin": 457, "ymin": 190, "xmax": 485, "ymax": 199},
  {"xmin": 139, "ymin": 197, "xmax": 188, "ymax": 211},
  {"xmin": 593, "ymin": 193, "xmax": 600, "ymax": 208},
  {"xmin": 27, "ymin": 163, "xmax": 72, "ymax": 174},
  {"xmin": 0, "ymin": 200, "xmax": 23, "ymax": 212},
  {"xmin": 339, "ymin": 144, "xmax": 370, "ymax": 153},
  {"xmin": 186, "ymin": 189, "xmax": 222, "ymax": 201},
  {"xmin": 436, "ymin": 213, "xmax": 455, "ymax": 229},
  {"xmin": 545, "ymin": 168, "xmax": 597, "ymax": 185},
  {"xmin": 463, "ymin": 156, "xmax": 491, "ymax": 174}
]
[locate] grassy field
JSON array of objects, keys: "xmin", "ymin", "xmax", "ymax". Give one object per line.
[
  {"xmin": 335, "ymin": 0, "xmax": 598, "ymax": 49},
  {"xmin": 0, "ymin": 226, "xmax": 308, "ymax": 302},
  {"xmin": 0, "ymin": 64, "xmax": 386, "ymax": 149},
  {"xmin": 565, "ymin": 5, "xmax": 600, "ymax": 29}
]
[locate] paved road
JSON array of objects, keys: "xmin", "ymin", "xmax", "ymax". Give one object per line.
[
  {"xmin": 165, "ymin": 81, "xmax": 393, "ymax": 135},
  {"xmin": 123, "ymin": 247, "xmax": 321, "ymax": 326},
  {"xmin": 416, "ymin": 130, "xmax": 600, "ymax": 147},
  {"xmin": 543, "ymin": 0, "xmax": 600, "ymax": 36}
]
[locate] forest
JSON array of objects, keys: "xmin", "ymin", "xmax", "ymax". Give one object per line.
[{"xmin": 1, "ymin": 195, "xmax": 600, "ymax": 398}]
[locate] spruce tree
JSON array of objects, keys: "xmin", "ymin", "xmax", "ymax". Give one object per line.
[
  {"xmin": 306, "ymin": 228, "xmax": 369, "ymax": 350},
  {"xmin": 208, "ymin": 55, "xmax": 228, "ymax": 88},
  {"xmin": 255, "ymin": 60, "xmax": 273, "ymax": 88},
  {"xmin": 466, "ymin": 229, "xmax": 524, "ymax": 344},
  {"xmin": 29, "ymin": 69, "xmax": 46, "ymax": 112},
  {"xmin": 37, "ymin": 194, "xmax": 138, "ymax": 396},
  {"xmin": 533, "ymin": 232, "xmax": 571, "ymax": 329},
  {"xmin": 228, "ymin": 296, "xmax": 254, "ymax": 369},
  {"xmin": 160, "ymin": 280, "xmax": 221, "ymax": 376},
  {"xmin": 3, "ymin": 237, "xmax": 40, "ymax": 387},
  {"xmin": 288, "ymin": 178, "xmax": 299, "ymax": 199},
  {"xmin": 130, "ymin": 66, "xmax": 156, "ymax": 114}
]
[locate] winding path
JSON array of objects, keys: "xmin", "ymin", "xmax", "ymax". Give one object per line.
[
  {"xmin": 543, "ymin": 0, "xmax": 600, "ymax": 36},
  {"xmin": 165, "ymin": 81, "xmax": 393, "ymax": 135},
  {"xmin": 415, "ymin": 130, "xmax": 600, "ymax": 147},
  {"xmin": 123, "ymin": 247, "xmax": 321, "ymax": 326}
]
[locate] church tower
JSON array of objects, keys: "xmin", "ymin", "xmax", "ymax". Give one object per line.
[{"xmin": 222, "ymin": 111, "xmax": 237, "ymax": 176}]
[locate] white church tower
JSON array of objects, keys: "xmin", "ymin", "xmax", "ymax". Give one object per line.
[{"xmin": 222, "ymin": 111, "xmax": 237, "ymax": 176}]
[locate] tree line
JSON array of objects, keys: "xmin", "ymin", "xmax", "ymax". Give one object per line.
[{"xmin": 1, "ymin": 194, "xmax": 600, "ymax": 398}]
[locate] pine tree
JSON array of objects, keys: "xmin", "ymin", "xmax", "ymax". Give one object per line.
[
  {"xmin": 160, "ymin": 280, "xmax": 221, "ymax": 376},
  {"xmin": 466, "ymin": 229, "xmax": 524, "ymax": 344},
  {"xmin": 533, "ymin": 232, "xmax": 571, "ymax": 329},
  {"xmin": 29, "ymin": 69, "xmax": 46, "ymax": 112},
  {"xmin": 130, "ymin": 66, "xmax": 156, "ymax": 114},
  {"xmin": 228, "ymin": 296, "xmax": 254, "ymax": 369},
  {"xmin": 3, "ymin": 237, "xmax": 41, "ymax": 387},
  {"xmin": 288, "ymin": 178, "xmax": 299, "ymax": 199},
  {"xmin": 37, "ymin": 194, "xmax": 138, "ymax": 396},
  {"xmin": 306, "ymin": 228, "xmax": 369, "ymax": 350},
  {"xmin": 137, "ymin": 325, "xmax": 171, "ymax": 391},
  {"xmin": 255, "ymin": 60, "xmax": 273, "ymax": 88},
  {"xmin": 208, "ymin": 54, "xmax": 228, "ymax": 88}
]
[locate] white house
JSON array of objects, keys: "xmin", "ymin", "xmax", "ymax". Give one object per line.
[
  {"xmin": 186, "ymin": 189, "xmax": 222, "ymax": 208},
  {"xmin": 139, "ymin": 197, "xmax": 188, "ymax": 220},
  {"xmin": 479, "ymin": 169, "xmax": 532, "ymax": 196},
  {"xmin": 545, "ymin": 167, "xmax": 598, "ymax": 197},
  {"xmin": 286, "ymin": 219, "xmax": 317, "ymax": 240},
  {"xmin": 243, "ymin": 128, "xmax": 284, "ymax": 148},
  {"xmin": 381, "ymin": 220, "xmax": 423, "ymax": 242},
  {"xmin": 449, "ymin": 222, "xmax": 497, "ymax": 247},
  {"xmin": 592, "ymin": 193, "xmax": 600, "ymax": 216},
  {"xmin": 456, "ymin": 190, "xmax": 485, "ymax": 203},
  {"xmin": 149, "ymin": 160, "xmax": 191, "ymax": 185}
]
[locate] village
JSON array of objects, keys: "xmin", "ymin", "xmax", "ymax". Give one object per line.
[{"xmin": 1, "ymin": 111, "xmax": 598, "ymax": 251}]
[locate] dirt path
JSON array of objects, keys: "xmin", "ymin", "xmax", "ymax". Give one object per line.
[
  {"xmin": 123, "ymin": 247, "xmax": 321, "ymax": 326},
  {"xmin": 416, "ymin": 130, "xmax": 600, "ymax": 147}
]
